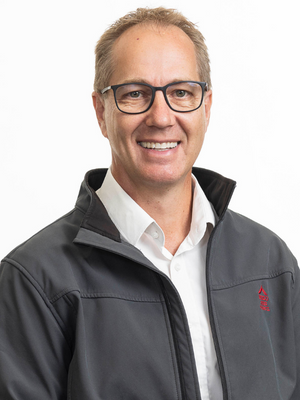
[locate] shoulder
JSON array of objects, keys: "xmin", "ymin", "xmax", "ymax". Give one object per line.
[
  {"xmin": 1, "ymin": 207, "xmax": 84, "ymax": 298},
  {"xmin": 224, "ymin": 209, "xmax": 294, "ymax": 257},
  {"xmin": 209, "ymin": 209, "xmax": 298, "ymax": 287}
]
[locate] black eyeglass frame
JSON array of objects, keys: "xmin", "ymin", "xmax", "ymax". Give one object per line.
[{"xmin": 100, "ymin": 81, "xmax": 208, "ymax": 114}]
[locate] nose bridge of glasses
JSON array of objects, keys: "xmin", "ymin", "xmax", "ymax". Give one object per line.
[{"xmin": 152, "ymin": 85, "xmax": 172, "ymax": 107}]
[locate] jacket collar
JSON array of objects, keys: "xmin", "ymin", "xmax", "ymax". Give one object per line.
[{"xmin": 75, "ymin": 168, "xmax": 236, "ymax": 243}]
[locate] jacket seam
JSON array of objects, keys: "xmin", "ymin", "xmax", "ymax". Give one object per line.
[
  {"xmin": 50, "ymin": 287, "xmax": 81, "ymax": 303},
  {"xmin": 2, "ymin": 257, "xmax": 73, "ymax": 349},
  {"xmin": 211, "ymin": 270, "xmax": 293, "ymax": 291},
  {"xmin": 80, "ymin": 292, "xmax": 162, "ymax": 302},
  {"xmin": 75, "ymin": 204, "xmax": 85, "ymax": 214}
]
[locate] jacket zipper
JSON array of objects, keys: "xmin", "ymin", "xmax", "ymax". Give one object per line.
[
  {"xmin": 206, "ymin": 222, "xmax": 229, "ymax": 400},
  {"xmin": 159, "ymin": 279, "xmax": 188, "ymax": 400},
  {"xmin": 205, "ymin": 180, "xmax": 236, "ymax": 400}
]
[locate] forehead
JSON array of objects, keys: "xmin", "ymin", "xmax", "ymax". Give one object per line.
[{"xmin": 110, "ymin": 24, "xmax": 199, "ymax": 84}]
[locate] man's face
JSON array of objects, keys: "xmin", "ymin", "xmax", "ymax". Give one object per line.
[{"xmin": 93, "ymin": 24, "xmax": 212, "ymax": 195}]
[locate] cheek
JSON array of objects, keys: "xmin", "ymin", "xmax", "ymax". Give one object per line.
[
  {"xmin": 103, "ymin": 106, "xmax": 123, "ymax": 142},
  {"xmin": 107, "ymin": 113, "xmax": 144, "ymax": 142},
  {"xmin": 182, "ymin": 112, "xmax": 206, "ymax": 141},
  {"xmin": 104, "ymin": 115, "xmax": 133, "ymax": 156}
]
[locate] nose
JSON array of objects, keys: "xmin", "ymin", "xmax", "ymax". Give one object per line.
[{"xmin": 144, "ymin": 90, "xmax": 175, "ymax": 128}]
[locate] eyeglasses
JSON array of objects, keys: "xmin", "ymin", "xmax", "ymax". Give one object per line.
[{"xmin": 100, "ymin": 81, "xmax": 208, "ymax": 114}]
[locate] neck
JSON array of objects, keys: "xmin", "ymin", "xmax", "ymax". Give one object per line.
[{"xmin": 113, "ymin": 172, "xmax": 194, "ymax": 255}]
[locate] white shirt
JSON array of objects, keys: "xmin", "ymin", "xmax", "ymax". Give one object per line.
[{"xmin": 96, "ymin": 169, "xmax": 223, "ymax": 400}]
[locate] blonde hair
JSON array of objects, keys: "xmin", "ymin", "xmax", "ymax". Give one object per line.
[{"xmin": 94, "ymin": 7, "xmax": 211, "ymax": 93}]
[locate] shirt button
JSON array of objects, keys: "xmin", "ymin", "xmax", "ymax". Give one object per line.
[
  {"xmin": 152, "ymin": 231, "xmax": 159, "ymax": 239},
  {"xmin": 174, "ymin": 263, "xmax": 181, "ymax": 272}
]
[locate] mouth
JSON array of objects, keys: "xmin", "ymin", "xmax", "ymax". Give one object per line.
[{"xmin": 138, "ymin": 141, "xmax": 179, "ymax": 151}]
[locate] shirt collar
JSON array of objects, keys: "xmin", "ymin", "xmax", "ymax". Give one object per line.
[
  {"xmin": 96, "ymin": 169, "xmax": 216, "ymax": 248},
  {"xmin": 188, "ymin": 174, "xmax": 216, "ymax": 247},
  {"xmin": 96, "ymin": 169, "xmax": 156, "ymax": 246}
]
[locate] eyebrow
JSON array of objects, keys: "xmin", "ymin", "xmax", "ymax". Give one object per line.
[{"xmin": 119, "ymin": 78, "xmax": 149, "ymax": 85}]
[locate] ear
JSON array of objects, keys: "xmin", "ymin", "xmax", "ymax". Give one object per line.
[
  {"xmin": 203, "ymin": 89, "xmax": 212, "ymax": 130},
  {"xmin": 92, "ymin": 91, "xmax": 108, "ymax": 138}
]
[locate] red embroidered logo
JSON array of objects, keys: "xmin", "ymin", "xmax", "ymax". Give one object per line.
[{"xmin": 258, "ymin": 286, "xmax": 270, "ymax": 311}]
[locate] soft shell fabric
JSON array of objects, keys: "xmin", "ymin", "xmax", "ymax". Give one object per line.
[{"xmin": 0, "ymin": 167, "xmax": 299, "ymax": 399}]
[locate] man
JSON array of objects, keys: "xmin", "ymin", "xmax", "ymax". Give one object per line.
[{"xmin": 0, "ymin": 7, "xmax": 299, "ymax": 400}]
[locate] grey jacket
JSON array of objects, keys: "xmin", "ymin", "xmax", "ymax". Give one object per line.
[{"xmin": 0, "ymin": 167, "xmax": 299, "ymax": 399}]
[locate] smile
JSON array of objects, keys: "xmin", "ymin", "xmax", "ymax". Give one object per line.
[{"xmin": 138, "ymin": 142, "xmax": 179, "ymax": 150}]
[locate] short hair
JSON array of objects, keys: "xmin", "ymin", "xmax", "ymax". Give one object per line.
[{"xmin": 93, "ymin": 7, "xmax": 211, "ymax": 93}]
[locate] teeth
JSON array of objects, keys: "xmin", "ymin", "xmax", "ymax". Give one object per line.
[{"xmin": 139, "ymin": 142, "xmax": 179, "ymax": 150}]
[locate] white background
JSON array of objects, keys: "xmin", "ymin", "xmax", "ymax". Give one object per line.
[{"xmin": 1, "ymin": 0, "xmax": 299, "ymax": 261}]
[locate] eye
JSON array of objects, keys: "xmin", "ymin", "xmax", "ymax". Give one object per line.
[
  {"xmin": 175, "ymin": 89, "xmax": 187, "ymax": 98},
  {"xmin": 129, "ymin": 91, "xmax": 141, "ymax": 98}
]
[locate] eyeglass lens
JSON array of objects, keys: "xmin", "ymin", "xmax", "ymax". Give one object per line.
[{"xmin": 115, "ymin": 82, "xmax": 203, "ymax": 113}]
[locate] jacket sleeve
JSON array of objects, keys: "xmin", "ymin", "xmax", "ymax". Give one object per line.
[{"xmin": 0, "ymin": 259, "xmax": 72, "ymax": 399}]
